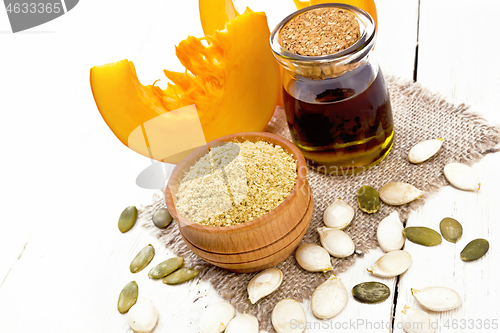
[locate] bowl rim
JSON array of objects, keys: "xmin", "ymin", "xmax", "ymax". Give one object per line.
[
  {"xmin": 165, "ymin": 131, "xmax": 308, "ymax": 234},
  {"xmin": 178, "ymin": 192, "xmax": 313, "ymax": 257}
]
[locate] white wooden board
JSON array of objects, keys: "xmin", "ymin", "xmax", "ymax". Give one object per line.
[
  {"xmin": 393, "ymin": 1, "xmax": 500, "ymax": 332},
  {"xmin": 7, "ymin": 1, "xmax": 500, "ymax": 333}
]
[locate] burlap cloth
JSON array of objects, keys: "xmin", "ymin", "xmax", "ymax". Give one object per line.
[{"xmin": 140, "ymin": 76, "xmax": 500, "ymax": 332}]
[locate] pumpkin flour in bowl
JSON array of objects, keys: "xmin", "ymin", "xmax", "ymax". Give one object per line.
[{"xmin": 175, "ymin": 141, "xmax": 297, "ymax": 227}]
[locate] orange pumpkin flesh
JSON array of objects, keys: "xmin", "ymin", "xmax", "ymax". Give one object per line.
[
  {"xmin": 199, "ymin": 0, "xmax": 239, "ymax": 35},
  {"xmin": 293, "ymin": 0, "xmax": 378, "ymax": 26},
  {"xmin": 198, "ymin": 0, "xmax": 284, "ymax": 107},
  {"xmin": 166, "ymin": 9, "xmax": 280, "ymax": 135},
  {"xmin": 90, "ymin": 60, "xmax": 164, "ymax": 150},
  {"xmin": 90, "ymin": 9, "xmax": 279, "ymax": 163}
]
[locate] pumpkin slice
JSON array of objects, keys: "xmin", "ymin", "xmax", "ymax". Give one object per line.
[
  {"xmin": 292, "ymin": 0, "xmax": 378, "ymax": 26},
  {"xmin": 199, "ymin": 0, "xmax": 283, "ymax": 107},
  {"xmin": 199, "ymin": 0, "xmax": 239, "ymax": 35},
  {"xmin": 293, "ymin": 0, "xmax": 311, "ymax": 9},
  {"xmin": 90, "ymin": 8, "xmax": 279, "ymax": 164}
]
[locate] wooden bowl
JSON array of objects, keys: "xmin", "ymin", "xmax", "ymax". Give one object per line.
[{"xmin": 165, "ymin": 132, "xmax": 312, "ymax": 273}]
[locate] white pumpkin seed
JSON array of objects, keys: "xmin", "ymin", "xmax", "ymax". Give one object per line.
[
  {"xmin": 127, "ymin": 299, "xmax": 158, "ymax": 333},
  {"xmin": 199, "ymin": 302, "xmax": 235, "ymax": 333},
  {"xmin": 323, "ymin": 199, "xmax": 355, "ymax": 229},
  {"xmin": 444, "ymin": 162, "xmax": 480, "ymax": 191},
  {"xmin": 317, "ymin": 227, "xmax": 355, "ymax": 258},
  {"xmin": 295, "ymin": 243, "xmax": 332, "ymax": 273},
  {"xmin": 411, "ymin": 287, "xmax": 461, "ymax": 312},
  {"xmin": 377, "ymin": 211, "xmax": 405, "ymax": 252},
  {"xmin": 408, "ymin": 138, "xmax": 444, "ymax": 164},
  {"xmin": 225, "ymin": 314, "xmax": 259, "ymax": 333},
  {"xmin": 367, "ymin": 250, "xmax": 412, "ymax": 277},
  {"xmin": 247, "ymin": 268, "xmax": 283, "ymax": 304},
  {"xmin": 401, "ymin": 305, "xmax": 434, "ymax": 333},
  {"xmin": 379, "ymin": 182, "xmax": 424, "ymax": 205},
  {"xmin": 272, "ymin": 298, "xmax": 306, "ymax": 333},
  {"xmin": 311, "ymin": 275, "xmax": 348, "ymax": 319}
]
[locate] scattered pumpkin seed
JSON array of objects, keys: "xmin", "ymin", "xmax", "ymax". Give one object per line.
[
  {"xmin": 295, "ymin": 243, "xmax": 333, "ymax": 273},
  {"xmin": 443, "ymin": 162, "xmax": 480, "ymax": 191},
  {"xmin": 317, "ymin": 227, "xmax": 355, "ymax": 258},
  {"xmin": 163, "ymin": 267, "xmax": 199, "ymax": 285},
  {"xmin": 148, "ymin": 257, "xmax": 183, "ymax": 279},
  {"xmin": 352, "ymin": 281, "xmax": 390, "ymax": 303},
  {"xmin": 460, "ymin": 238, "xmax": 489, "ymax": 261},
  {"xmin": 117, "ymin": 281, "xmax": 138, "ymax": 314},
  {"xmin": 130, "ymin": 244, "xmax": 155, "ymax": 273},
  {"xmin": 377, "ymin": 211, "xmax": 405, "ymax": 252},
  {"xmin": 199, "ymin": 302, "xmax": 235, "ymax": 333},
  {"xmin": 357, "ymin": 186, "xmax": 380, "ymax": 214},
  {"xmin": 411, "ymin": 286, "xmax": 462, "ymax": 312},
  {"xmin": 311, "ymin": 275, "xmax": 348, "ymax": 319},
  {"xmin": 367, "ymin": 250, "xmax": 412, "ymax": 277},
  {"xmin": 439, "ymin": 217, "xmax": 463, "ymax": 243},
  {"xmin": 152, "ymin": 208, "xmax": 173, "ymax": 229},
  {"xmin": 403, "ymin": 227, "xmax": 442, "ymax": 246},
  {"xmin": 408, "ymin": 138, "xmax": 444, "ymax": 164},
  {"xmin": 272, "ymin": 298, "xmax": 306, "ymax": 333},
  {"xmin": 247, "ymin": 268, "xmax": 283, "ymax": 304},
  {"xmin": 118, "ymin": 206, "xmax": 137, "ymax": 233},
  {"xmin": 225, "ymin": 314, "xmax": 259, "ymax": 333},
  {"xmin": 323, "ymin": 199, "xmax": 355, "ymax": 229},
  {"xmin": 401, "ymin": 305, "xmax": 434, "ymax": 333},
  {"xmin": 127, "ymin": 299, "xmax": 158, "ymax": 333},
  {"xmin": 379, "ymin": 182, "xmax": 424, "ymax": 205}
]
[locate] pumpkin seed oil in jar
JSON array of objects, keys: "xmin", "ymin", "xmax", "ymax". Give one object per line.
[
  {"xmin": 283, "ymin": 64, "xmax": 394, "ymax": 174},
  {"xmin": 271, "ymin": 3, "xmax": 394, "ymax": 174}
]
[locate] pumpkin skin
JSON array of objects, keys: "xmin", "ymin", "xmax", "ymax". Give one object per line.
[{"xmin": 90, "ymin": 9, "xmax": 279, "ymax": 164}]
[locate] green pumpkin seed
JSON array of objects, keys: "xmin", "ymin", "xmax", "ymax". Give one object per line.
[
  {"xmin": 130, "ymin": 244, "xmax": 155, "ymax": 273},
  {"xmin": 460, "ymin": 238, "xmax": 489, "ymax": 261},
  {"xmin": 352, "ymin": 281, "xmax": 390, "ymax": 303},
  {"xmin": 357, "ymin": 186, "xmax": 380, "ymax": 214},
  {"xmin": 117, "ymin": 281, "xmax": 138, "ymax": 314},
  {"xmin": 439, "ymin": 217, "xmax": 463, "ymax": 243},
  {"xmin": 118, "ymin": 206, "xmax": 137, "ymax": 233},
  {"xmin": 148, "ymin": 257, "xmax": 184, "ymax": 279},
  {"xmin": 403, "ymin": 226, "xmax": 442, "ymax": 246},
  {"xmin": 163, "ymin": 267, "xmax": 199, "ymax": 285},
  {"xmin": 152, "ymin": 208, "xmax": 173, "ymax": 229}
]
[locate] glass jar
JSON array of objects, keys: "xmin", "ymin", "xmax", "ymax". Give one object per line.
[{"xmin": 270, "ymin": 3, "xmax": 394, "ymax": 175}]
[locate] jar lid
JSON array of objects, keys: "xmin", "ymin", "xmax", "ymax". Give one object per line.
[{"xmin": 270, "ymin": 3, "xmax": 376, "ymax": 80}]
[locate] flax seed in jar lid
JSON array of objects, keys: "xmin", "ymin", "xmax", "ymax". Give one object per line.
[
  {"xmin": 272, "ymin": 3, "xmax": 375, "ymax": 80},
  {"xmin": 280, "ymin": 7, "xmax": 361, "ymax": 57}
]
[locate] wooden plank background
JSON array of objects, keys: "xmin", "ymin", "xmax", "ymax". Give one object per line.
[{"xmin": 0, "ymin": 0, "xmax": 498, "ymax": 332}]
